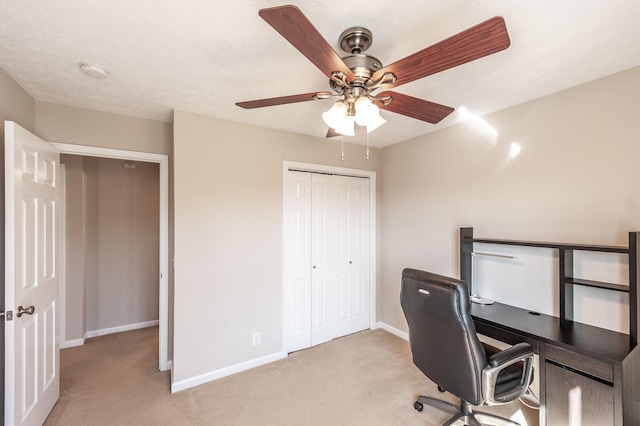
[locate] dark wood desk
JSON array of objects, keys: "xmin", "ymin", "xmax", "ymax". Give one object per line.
[
  {"xmin": 471, "ymin": 301, "xmax": 639, "ymax": 425},
  {"xmin": 461, "ymin": 227, "xmax": 640, "ymax": 424}
]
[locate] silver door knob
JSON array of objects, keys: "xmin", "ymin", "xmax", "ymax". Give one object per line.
[{"xmin": 16, "ymin": 305, "xmax": 35, "ymax": 318}]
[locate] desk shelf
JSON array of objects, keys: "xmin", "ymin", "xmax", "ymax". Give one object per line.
[
  {"xmin": 565, "ymin": 278, "xmax": 629, "ymax": 293},
  {"xmin": 460, "ymin": 227, "xmax": 639, "ymax": 347},
  {"xmin": 470, "ymin": 237, "xmax": 628, "ymax": 254}
]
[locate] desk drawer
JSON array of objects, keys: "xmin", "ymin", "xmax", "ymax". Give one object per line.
[
  {"xmin": 545, "ymin": 344, "xmax": 613, "ymax": 383},
  {"xmin": 474, "ymin": 321, "xmax": 539, "ymax": 353}
]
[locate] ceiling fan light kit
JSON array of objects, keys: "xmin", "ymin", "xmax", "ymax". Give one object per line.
[
  {"xmin": 354, "ymin": 97, "xmax": 386, "ymax": 132},
  {"xmin": 322, "ymin": 96, "xmax": 387, "ymax": 135},
  {"xmin": 237, "ymin": 5, "xmax": 511, "ymax": 158}
]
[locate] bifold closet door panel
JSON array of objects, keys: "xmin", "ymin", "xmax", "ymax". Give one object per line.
[
  {"xmin": 284, "ymin": 171, "xmax": 313, "ymax": 352},
  {"xmin": 335, "ymin": 177, "xmax": 370, "ymax": 338},
  {"xmin": 310, "ymin": 172, "xmax": 346, "ymax": 346}
]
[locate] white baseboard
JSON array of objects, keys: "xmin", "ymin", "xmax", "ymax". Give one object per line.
[
  {"xmin": 61, "ymin": 338, "xmax": 86, "ymax": 349},
  {"xmin": 86, "ymin": 320, "xmax": 159, "ymax": 339},
  {"xmin": 171, "ymin": 351, "xmax": 287, "ymax": 393},
  {"xmin": 374, "ymin": 321, "xmax": 409, "ymax": 341}
]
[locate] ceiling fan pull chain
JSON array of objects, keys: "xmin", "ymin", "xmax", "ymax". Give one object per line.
[
  {"xmin": 341, "ymin": 135, "xmax": 345, "ymax": 162},
  {"xmin": 366, "ymin": 132, "xmax": 370, "ymax": 160}
]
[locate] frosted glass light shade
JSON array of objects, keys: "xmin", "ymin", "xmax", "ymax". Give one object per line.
[
  {"xmin": 322, "ymin": 101, "xmax": 354, "ymax": 136},
  {"xmin": 334, "ymin": 115, "xmax": 355, "ymax": 136},
  {"xmin": 354, "ymin": 97, "xmax": 386, "ymax": 133},
  {"xmin": 354, "ymin": 97, "xmax": 373, "ymax": 126},
  {"xmin": 364, "ymin": 108, "xmax": 386, "ymax": 133},
  {"xmin": 322, "ymin": 102, "xmax": 348, "ymax": 129}
]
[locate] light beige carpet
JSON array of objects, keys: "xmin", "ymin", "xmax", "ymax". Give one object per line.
[{"xmin": 44, "ymin": 327, "xmax": 537, "ymax": 425}]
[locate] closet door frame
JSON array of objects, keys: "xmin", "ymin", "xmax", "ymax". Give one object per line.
[{"xmin": 282, "ymin": 161, "xmax": 377, "ymax": 352}]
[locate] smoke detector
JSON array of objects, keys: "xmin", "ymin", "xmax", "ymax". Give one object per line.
[{"xmin": 79, "ymin": 62, "xmax": 109, "ymax": 79}]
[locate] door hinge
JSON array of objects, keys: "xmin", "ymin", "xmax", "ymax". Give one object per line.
[{"xmin": 0, "ymin": 310, "xmax": 13, "ymax": 321}]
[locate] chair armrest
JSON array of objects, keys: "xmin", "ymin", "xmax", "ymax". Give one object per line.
[
  {"xmin": 482, "ymin": 342, "xmax": 534, "ymax": 406},
  {"xmin": 488, "ymin": 342, "xmax": 533, "ymax": 367}
]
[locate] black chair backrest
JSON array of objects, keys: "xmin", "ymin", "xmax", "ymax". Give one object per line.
[{"xmin": 400, "ymin": 268, "xmax": 488, "ymax": 405}]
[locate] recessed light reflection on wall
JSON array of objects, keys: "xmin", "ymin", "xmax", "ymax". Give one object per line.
[
  {"xmin": 458, "ymin": 106, "xmax": 499, "ymax": 143},
  {"xmin": 508, "ymin": 142, "xmax": 522, "ymax": 159}
]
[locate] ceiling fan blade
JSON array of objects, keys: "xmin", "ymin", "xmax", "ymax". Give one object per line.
[
  {"xmin": 326, "ymin": 128, "xmax": 341, "ymax": 138},
  {"xmin": 259, "ymin": 5, "xmax": 355, "ymax": 81},
  {"xmin": 236, "ymin": 92, "xmax": 328, "ymax": 109},
  {"xmin": 377, "ymin": 91, "xmax": 454, "ymax": 124},
  {"xmin": 372, "ymin": 16, "xmax": 510, "ymax": 88}
]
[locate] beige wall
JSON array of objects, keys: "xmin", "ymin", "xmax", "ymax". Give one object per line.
[
  {"xmin": 95, "ymin": 157, "xmax": 159, "ymax": 329},
  {"xmin": 380, "ymin": 66, "xmax": 640, "ymax": 333},
  {"xmin": 61, "ymin": 155, "xmax": 87, "ymax": 341},
  {"xmin": 0, "ymin": 67, "xmax": 36, "ymax": 295},
  {"xmin": 0, "ymin": 68, "xmax": 35, "ymax": 134},
  {"xmin": 172, "ymin": 110, "xmax": 382, "ymax": 384},
  {"xmin": 35, "ymin": 102, "xmax": 172, "ymax": 155},
  {"xmin": 62, "ymin": 155, "xmax": 160, "ymax": 336}
]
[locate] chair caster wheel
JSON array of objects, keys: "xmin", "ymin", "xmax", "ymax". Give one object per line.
[
  {"xmin": 438, "ymin": 386, "xmax": 446, "ymax": 393},
  {"xmin": 414, "ymin": 401, "xmax": 423, "ymax": 412}
]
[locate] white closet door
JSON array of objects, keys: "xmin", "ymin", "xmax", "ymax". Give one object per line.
[
  {"xmin": 285, "ymin": 170, "xmax": 371, "ymax": 352},
  {"xmin": 284, "ymin": 172, "xmax": 312, "ymax": 352}
]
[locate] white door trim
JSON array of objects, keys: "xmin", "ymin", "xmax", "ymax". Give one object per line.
[
  {"xmin": 59, "ymin": 164, "xmax": 67, "ymax": 349},
  {"xmin": 50, "ymin": 143, "xmax": 170, "ymax": 372},
  {"xmin": 282, "ymin": 161, "xmax": 377, "ymax": 353}
]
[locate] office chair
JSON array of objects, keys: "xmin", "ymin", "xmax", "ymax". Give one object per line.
[{"xmin": 400, "ymin": 268, "xmax": 534, "ymax": 426}]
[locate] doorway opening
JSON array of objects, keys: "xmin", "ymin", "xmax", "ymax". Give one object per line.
[{"xmin": 53, "ymin": 143, "xmax": 170, "ymax": 371}]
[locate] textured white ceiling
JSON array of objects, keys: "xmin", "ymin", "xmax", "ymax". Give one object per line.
[{"xmin": 1, "ymin": 0, "xmax": 639, "ymax": 147}]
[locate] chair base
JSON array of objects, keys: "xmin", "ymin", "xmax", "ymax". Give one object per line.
[{"xmin": 415, "ymin": 396, "xmax": 521, "ymax": 426}]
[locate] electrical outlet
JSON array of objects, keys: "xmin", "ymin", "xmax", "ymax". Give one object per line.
[{"xmin": 252, "ymin": 332, "xmax": 261, "ymax": 346}]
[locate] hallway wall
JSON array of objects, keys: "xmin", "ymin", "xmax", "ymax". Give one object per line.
[{"xmin": 62, "ymin": 155, "xmax": 160, "ymax": 343}]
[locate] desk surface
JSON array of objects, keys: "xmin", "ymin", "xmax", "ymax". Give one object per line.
[{"xmin": 470, "ymin": 302, "xmax": 633, "ymax": 365}]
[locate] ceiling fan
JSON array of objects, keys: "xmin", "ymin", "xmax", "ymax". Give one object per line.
[{"xmin": 236, "ymin": 5, "xmax": 510, "ymax": 138}]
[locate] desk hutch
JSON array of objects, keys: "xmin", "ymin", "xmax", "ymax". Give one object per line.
[{"xmin": 460, "ymin": 227, "xmax": 640, "ymax": 425}]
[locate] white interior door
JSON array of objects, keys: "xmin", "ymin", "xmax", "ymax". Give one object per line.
[{"xmin": 4, "ymin": 121, "xmax": 60, "ymax": 426}]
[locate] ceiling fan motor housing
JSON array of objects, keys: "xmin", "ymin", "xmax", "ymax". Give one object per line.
[
  {"xmin": 336, "ymin": 26, "xmax": 383, "ymax": 86},
  {"xmin": 330, "ymin": 54, "xmax": 383, "ymax": 93}
]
